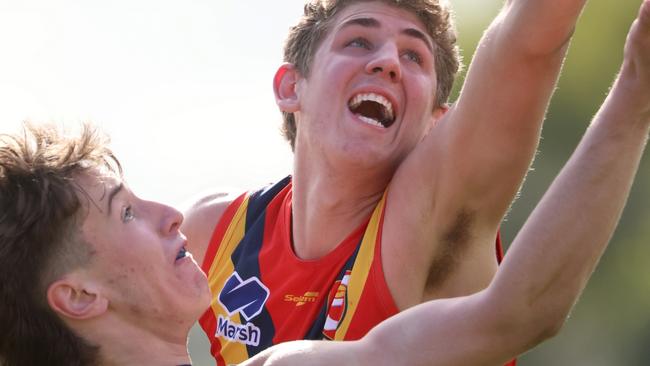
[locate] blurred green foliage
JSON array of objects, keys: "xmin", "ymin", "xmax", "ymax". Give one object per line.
[{"xmin": 453, "ymin": 1, "xmax": 650, "ymax": 364}]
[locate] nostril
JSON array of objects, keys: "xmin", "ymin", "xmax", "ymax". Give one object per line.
[
  {"xmin": 372, "ymin": 66, "xmax": 383, "ymax": 73},
  {"xmin": 169, "ymin": 221, "xmax": 181, "ymax": 234}
]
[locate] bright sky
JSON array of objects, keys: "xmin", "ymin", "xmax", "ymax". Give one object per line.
[
  {"xmin": 0, "ymin": 0, "xmax": 493, "ymax": 208},
  {"xmin": 0, "ymin": 0, "xmax": 305, "ymax": 207}
]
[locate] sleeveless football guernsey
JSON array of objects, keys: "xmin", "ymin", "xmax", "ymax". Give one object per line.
[{"xmin": 199, "ymin": 176, "xmax": 515, "ymax": 366}]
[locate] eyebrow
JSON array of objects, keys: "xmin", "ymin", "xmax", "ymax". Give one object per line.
[
  {"xmin": 339, "ymin": 17, "xmax": 434, "ymax": 53},
  {"xmin": 340, "ymin": 17, "xmax": 380, "ymax": 29},
  {"xmin": 402, "ymin": 27, "xmax": 434, "ymax": 53},
  {"xmin": 106, "ymin": 183, "xmax": 124, "ymax": 215}
]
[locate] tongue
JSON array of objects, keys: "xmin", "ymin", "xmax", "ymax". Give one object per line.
[{"xmin": 352, "ymin": 101, "xmax": 386, "ymax": 125}]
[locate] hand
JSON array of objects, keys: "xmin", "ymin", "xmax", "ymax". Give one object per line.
[{"xmin": 619, "ymin": 0, "xmax": 650, "ymax": 117}]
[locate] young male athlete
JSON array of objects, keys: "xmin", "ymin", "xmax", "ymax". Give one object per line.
[
  {"xmin": 0, "ymin": 124, "xmax": 212, "ymax": 365},
  {"xmin": 183, "ymin": 0, "xmax": 597, "ymax": 363},
  {"xmin": 2, "ymin": 3, "xmax": 649, "ymax": 362}
]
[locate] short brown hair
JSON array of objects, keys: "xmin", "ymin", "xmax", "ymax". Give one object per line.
[
  {"xmin": 0, "ymin": 123, "xmax": 121, "ymax": 366},
  {"xmin": 281, "ymin": 0, "xmax": 460, "ymax": 150}
]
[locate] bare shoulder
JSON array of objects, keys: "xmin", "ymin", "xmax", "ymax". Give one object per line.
[{"xmin": 180, "ymin": 190, "xmax": 243, "ymax": 267}]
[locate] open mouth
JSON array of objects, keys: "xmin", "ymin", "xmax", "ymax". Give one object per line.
[
  {"xmin": 348, "ymin": 93, "xmax": 395, "ymax": 128},
  {"xmin": 175, "ymin": 246, "xmax": 188, "ymax": 261}
]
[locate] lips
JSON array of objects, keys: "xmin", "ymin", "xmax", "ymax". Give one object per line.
[{"xmin": 175, "ymin": 246, "xmax": 188, "ymax": 261}]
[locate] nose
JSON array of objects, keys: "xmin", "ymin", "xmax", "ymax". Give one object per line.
[
  {"xmin": 365, "ymin": 43, "xmax": 402, "ymax": 82},
  {"xmin": 159, "ymin": 202, "xmax": 184, "ymax": 236}
]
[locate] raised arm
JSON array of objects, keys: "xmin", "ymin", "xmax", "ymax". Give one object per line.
[
  {"xmin": 245, "ymin": 2, "xmax": 650, "ymax": 364},
  {"xmin": 384, "ymin": 0, "xmax": 592, "ymax": 304},
  {"xmin": 432, "ymin": 0, "xmax": 589, "ymax": 212}
]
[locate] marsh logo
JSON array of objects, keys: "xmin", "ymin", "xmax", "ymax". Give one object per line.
[
  {"xmin": 216, "ymin": 272, "xmax": 269, "ymax": 346},
  {"xmin": 218, "ymin": 272, "xmax": 270, "ymax": 321},
  {"xmin": 216, "ymin": 315, "xmax": 262, "ymax": 346}
]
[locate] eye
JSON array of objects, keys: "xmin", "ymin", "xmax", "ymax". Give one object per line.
[
  {"xmin": 402, "ymin": 50, "xmax": 422, "ymax": 65},
  {"xmin": 121, "ymin": 205, "xmax": 135, "ymax": 223},
  {"xmin": 346, "ymin": 37, "xmax": 371, "ymax": 50}
]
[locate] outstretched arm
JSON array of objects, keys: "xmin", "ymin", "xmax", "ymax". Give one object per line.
[
  {"xmin": 431, "ymin": 0, "xmax": 589, "ymax": 212},
  {"xmin": 244, "ymin": 2, "xmax": 650, "ymax": 364},
  {"xmin": 384, "ymin": 0, "xmax": 591, "ymax": 303}
]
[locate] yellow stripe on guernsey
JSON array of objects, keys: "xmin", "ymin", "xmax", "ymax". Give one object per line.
[
  {"xmin": 333, "ymin": 192, "xmax": 387, "ymax": 340},
  {"xmin": 207, "ymin": 195, "xmax": 250, "ymax": 363}
]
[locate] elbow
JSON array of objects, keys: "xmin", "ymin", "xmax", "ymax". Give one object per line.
[
  {"xmin": 535, "ymin": 310, "xmax": 568, "ymax": 341},
  {"xmin": 524, "ymin": 315, "xmax": 565, "ymax": 347},
  {"xmin": 357, "ymin": 329, "xmax": 397, "ymax": 366},
  {"xmin": 517, "ymin": 307, "xmax": 570, "ymax": 350},
  {"xmin": 491, "ymin": 293, "xmax": 570, "ymax": 352}
]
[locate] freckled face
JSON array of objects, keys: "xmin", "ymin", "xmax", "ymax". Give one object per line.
[
  {"xmin": 293, "ymin": 1, "xmax": 439, "ymax": 169},
  {"xmin": 77, "ymin": 170, "xmax": 210, "ymax": 331}
]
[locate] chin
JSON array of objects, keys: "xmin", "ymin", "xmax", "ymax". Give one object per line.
[
  {"xmin": 175, "ymin": 268, "xmax": 211, "ymax": 311},
  {"xmin": 172, "ymin": 285, "xmax": 211, "ymax": 329},
  {"xmin": 194, "ymin": 272, "xmax": 211, "ymax": 309}
]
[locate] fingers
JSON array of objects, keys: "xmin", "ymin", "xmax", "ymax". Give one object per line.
[
  {"xmin": 616, "ymin": 1, "xmax": 650, "ymax": 113},
  {"xmin": 640, "ymin": 0, "xmax": 650, "ymax": 29},
  {"xmin": 626, "ymin": 1, "xmax": 650, "ymax": 56}
]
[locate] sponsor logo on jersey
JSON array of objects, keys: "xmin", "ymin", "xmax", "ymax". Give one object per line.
[
  {"xmin": 216, "ymin": 315, "xmax": 262, "ymax": 346},
  {"xmin": 216, "ymin": 272, "xmax": 270, "ymax": 346},
  {"xmin": 284, "ymin": 291, "xmax": 319, "ymax": 306},
  {"xmin": 218, "ymin": 271, "xmax": 270, "ymax": 321},
  {"xmin": 322, "ymin": 270, "xmax": 351, "ymax": 339}
]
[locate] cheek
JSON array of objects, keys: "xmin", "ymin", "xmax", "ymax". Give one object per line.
[
  {"xmin": 98, "ymin": 245, "xmax": 159, "ymax": 290},
  {"xmin": 110, "ymin": 263, "xmax": 169, "ymax": 313},
  {"xmin": 415, "ymin": 74, "xmax": 436, "ymax": 101},
  {"xmin": 315, "ymin": 55, "xmax": 356, "ymax": 88},
  {"xmin": 407, "ymin": 77, "xmax": 437, "ymax": 117}
]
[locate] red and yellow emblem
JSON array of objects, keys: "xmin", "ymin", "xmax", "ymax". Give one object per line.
[{"xmin": 322, "ymin": 270, "xmax": 352, "ymax": 339}]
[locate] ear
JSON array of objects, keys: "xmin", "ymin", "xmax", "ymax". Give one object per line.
[
  {"xmin": 47, "ymin": 277, "xmax": 108, "ymax": 320},
  {"xmin": 273, "ymin": 63, "xmax": 301, "ymax": 113},
  {"xmin": 429, "ymin": 103, "xmax": 450, "ymax": 129},
  {"xmin": 433, "ymin": 103, "xmax": 449, "ymax": 123},
  {"xmin": 420, "ymin": 104, "xmax": 450, "ymax": 138}
]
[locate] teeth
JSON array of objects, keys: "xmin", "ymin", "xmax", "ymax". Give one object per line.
[
  {"xmin": 349, "ymin": 93, "xmax": 394, "ymax": 121},
  {"xmin": 358, "ymin": 115, "xmax": 384, "ymax": 127}
]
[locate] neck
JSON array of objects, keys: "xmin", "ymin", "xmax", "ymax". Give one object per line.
[
  {"xmin": 291, "ymin": 152, "xmax": 391, "ymax": 259},
  {"xmin": 76, "ymin": 314, "xmax": 192, "ymax": 366}
]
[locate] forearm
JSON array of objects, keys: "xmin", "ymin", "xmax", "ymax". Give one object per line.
[
  {"xmin": 493, "ymin": 77, "xmax": 649, "ymax": 341},
  {"xmin": 241, "ymin": 340, "xmax": 364, "ymax": 366},
  {"xmin": 501, "ymin": 0, "xmax": 588, "ymax": 55}
]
